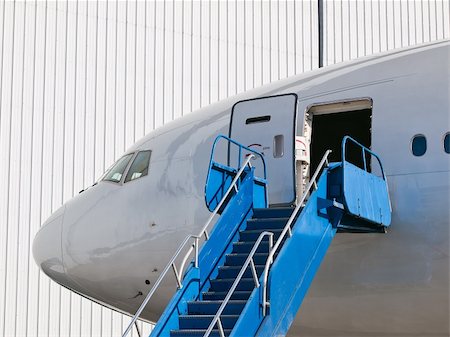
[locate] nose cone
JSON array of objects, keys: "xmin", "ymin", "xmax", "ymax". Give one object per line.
[{"xmin": 33, "ymin": 206, "xmax": 66, "ymax": 282}]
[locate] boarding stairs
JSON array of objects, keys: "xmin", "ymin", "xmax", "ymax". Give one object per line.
[{"xmin": 122, "ymin": 135, "xmax": 392, "ymax": 337}]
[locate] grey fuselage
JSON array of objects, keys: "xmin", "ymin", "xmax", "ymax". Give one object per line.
[{"xmin": 33, "ymin": 41, "xmax": 450, "ymax": 336}]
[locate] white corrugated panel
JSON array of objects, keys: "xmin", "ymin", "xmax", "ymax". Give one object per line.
[
  {"xmin": 0, "ymin": 1, "xmax": 448, "ymax": 336},
  {"xmin": 323, "ymin": 0, "xmax": 450, "ymax": 65}
]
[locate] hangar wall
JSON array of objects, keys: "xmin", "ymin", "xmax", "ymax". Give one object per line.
[{"xmin": 0, "ymin": 1, "xmax": 448, "ymax": 336}]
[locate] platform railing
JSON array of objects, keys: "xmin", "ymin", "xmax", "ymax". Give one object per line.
[
  {"xmin": 208, "ymin": 134, "xmax": 267, "ymax": 179},
  {"xmin": 261, "ymin": 149, "xmax": 332, "ymax": 316},
  {"xmin": 205, "ymin": 135, "xmax": 267, "ymax": 211},
  {"xmin": 122, "ymin": 138, "xmax": 266, "ymax": 337},
  {"xmin": 341, "ymin": 135, "xmax": 391, "ymax": 213},
  {"xmin": 341, "ymin": 135, "xmax": 386, "ymax": 179}
]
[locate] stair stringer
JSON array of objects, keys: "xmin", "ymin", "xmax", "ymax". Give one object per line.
[
  {"xmin": 150, "ymin": 170, "xmax": 260, "ymax": 337},
  {"xmin": 197, "ymin": 171, "xmax": 260, "ymax": 294},
  {"xmin": 230, "ymin": 169, "xmax": 341, "ymax": 337}
]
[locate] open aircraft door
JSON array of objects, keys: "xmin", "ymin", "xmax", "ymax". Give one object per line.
[{"xmin": 229, "ymin": 94, "xmax": 298, "ymax": 206}]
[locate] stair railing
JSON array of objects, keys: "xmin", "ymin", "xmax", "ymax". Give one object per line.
[
  {"xmin": 203, "ymin": 231, "xmax": 274, "ymax": 337},
  {"xmin": 342, "ymin": 135, "xmax": 386, "ymax": 179},
  {"xmin": 205, "ymin": 134, "xmax": 268, "ymax": 211},
  {"xmin": 342, "ymin": 135, "xmax": 391, "ymax": 213},
  {"xmin": 261, "ymin": 149, "xmax": 332, "ymax": 316},
  {"xmin": 122, "ymin": 153, "xmax": 259, "ymax": 337}
]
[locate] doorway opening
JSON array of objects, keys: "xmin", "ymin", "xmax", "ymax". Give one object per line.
[{"xmin": 307, "ymin": 99, "xmax": 372, "ymax": 174}]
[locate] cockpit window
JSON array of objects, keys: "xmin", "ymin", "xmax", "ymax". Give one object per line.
[
  {"xmin": 124, "ymin": 150, "xmax": 151, "ymax": 183},
  {"xmin": 102, "ymin": 153, "xmax": 134, "ymax": 183}
]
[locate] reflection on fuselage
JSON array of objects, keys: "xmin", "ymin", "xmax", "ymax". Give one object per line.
[{"xmin": 32, "ymin": 41, "xmax": 450, "ymax": 336}]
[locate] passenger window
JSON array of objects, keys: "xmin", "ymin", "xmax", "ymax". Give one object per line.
[
  {"xmin": 125, "ymin": 150, "xmax": 151, "ymax": 183},
  {"xmin": 411, "ymin": 135, "xmax": 427, "ymax": 157},
  {"xmin": 444, "ymin": 133, "xmax": 450, "ymax": 154},
  {"xmin": 102, "ymin": 153, "xmax": 134, "ymax": 183}
]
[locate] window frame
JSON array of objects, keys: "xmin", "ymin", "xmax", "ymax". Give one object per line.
[
  {"xmin": 123, "ymin": 150, "xmax": 152, "ymax": 184},
  {"xmin": 443, "ymin": 132, "xmax": 450, "ymax": 154},
  {"xmin": 100, "ymin": 152, "xmax": 135, "ymax": 184},
  {"xmin": 410, "ymin": 134, "xmax": 427, "ymax": 157}
]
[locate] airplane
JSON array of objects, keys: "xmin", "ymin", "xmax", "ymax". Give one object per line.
[{"xmin": 33, "ymin": 40, "xmax": 450, "ymax": 336}]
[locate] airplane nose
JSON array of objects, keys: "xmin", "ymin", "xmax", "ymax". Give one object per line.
[{"xmin": 32, "ymin": 206, "xmax": 66, "ymax": 282}]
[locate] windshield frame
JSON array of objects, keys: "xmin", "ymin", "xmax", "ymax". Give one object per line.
[
  {"xmin": 100, "ymin": 152, "xmax": 135, "ymax": 184},
  {"xmin": 124, "ymin": 150, "xmax": 152, "ymax": 184}
]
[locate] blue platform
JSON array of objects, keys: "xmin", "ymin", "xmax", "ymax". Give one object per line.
[{"xmin": 147, "ymin": 135, "xmax": 391, "ymax": 337}]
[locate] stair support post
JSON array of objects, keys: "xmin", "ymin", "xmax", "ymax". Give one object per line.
[
  {"xmin": 260, "ymin": 150, "xmax": 332, "ymax": 318},
  {"xmin": 217, "ymin": 318, "xmax": 225, "ymax": 337},
  {"xmin": 250, "ymin": 258, "xmax": 260, "ymax": 288},
  {"xmin": 269, "ymin": 235, "xmax": 274, "ymax": 264},
  {"xmin": 171, "ymin": 263, "xmax": 182, "ymax": 289},
  {"xmin": 194, "ymin": 237, "xmax": 199, "ymax": 268}
]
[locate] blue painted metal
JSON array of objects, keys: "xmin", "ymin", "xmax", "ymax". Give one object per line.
[
  {"xmin": 197, "ymin": 170, "xmax": 257, "ymax": 293},
  {"xmin": 231, "ymin": 169, "xmax": 341, "ymax": 337},
  {"xmin": 151, "ymin": 142, "xmax": 268, "ymax": 336},
  {"xmin": 341, "ymin": 136, "xmax": 391, "ymax": 227},
  {"xmin": 205, "ymin": 135, "xmax": 267, "ymax": 212},
  {"xmin": 150, "ymin": 135, "xmax": 392, "ymax": 337},
  {"xmin": 151, "ymin": 170, "xmax": 258, "ymax": 336},
  {"xmin": 148, "ymin": 267, "xmax": 201, "ymax": 337}
]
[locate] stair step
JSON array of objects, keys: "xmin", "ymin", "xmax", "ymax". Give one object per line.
[
  {"xmin": 239, "ymin": 228, "xmax": 283, "ymax": 241},
  {"xmin": 166, "ymin": 207, "xmax": 294, "ymax": 336},
  {"xmin": 202, "ymin": 290, "xmax": 252, "ymax": 301},
  {"xmin": 253, "ymin": 207, "xmax": 294, "ymax": 219},
  {"xmin": 232, "ymin": 240, "xmax": 274, "ymax": 254},
  {"xmin": 217, "ymin": 264, "xmax": 265, "ymax": 279},
  {"xmin": 178, "ymin": 315, "xmax": 239, "ymax": 330},
  {"xmin": 170, "ymin": 329, "xmax": 232, "ymax": 337},
  {"xmin": 188, "ymin": 300, "xmax": 247, "ymax": 315},
  {"xmin": 225, "ymin": 253, "xmax": 274, "ymax": 265},
  {"xmin": 245, "ymin": 217, "xmax": 290, "ymax": 230},
  {"xmin": 209, "ymin": 278, "xmax": 257, "ymax": 292}
]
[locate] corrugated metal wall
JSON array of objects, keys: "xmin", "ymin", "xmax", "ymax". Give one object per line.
[
  {"xmin": 323, "ymin": 0, "xmax": 449, "ymax": 65},
  {"xmin": 0, "ymin": 1, "xmax": 448, "ymax": 336}
]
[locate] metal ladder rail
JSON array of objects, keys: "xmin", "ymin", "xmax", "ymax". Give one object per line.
[
  {"xmin": 341, "ymin": 136, "xmax": 391, "ymax": 212},
  {"xmin": 179, "ymin": 135, "xmax": 268, "ymax": 275},
  {"xmin": 203, "ymin": 231, "xmax": 275, "ymax": 337},
  {"xmin": 261, "ymin": 149, "xmax": 332, "ymax": 315},
  {"xmin": 342, "ymin": 135, "xmax": 386, "ymax": 179},
  {"xmin": 205, "ymin": 135, "xmax": 268, "ymax": 212},
  {"xmin": 122, "ymin": 153, "xmax": 262, "ymax": 337},
  {"xmin": 206, "ymin": 135, "xmax": 268, "ymax": 185}
]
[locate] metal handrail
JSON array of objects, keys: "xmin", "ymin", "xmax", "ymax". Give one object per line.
[
  {"xmin": 179, "ymin": 153, "xmax": 258, "ymax": 275},
  {"xmin": 342, "ymin": 135, "xmax": 386, "ymax": 180},
  {"xmin": 203, "ymin": 232, "xmax": 274, "ymax": 337},
  {"xmin": 209, "ymin": 134, "xmax": 267, "ymax": 179},
  {"xmin": 205, "ymin": 135, "xmax": 268, "ymax": 212},
  {"xmin": 342, "ymin": 136, "xmax": 391, "ymax": 212},
  {"xmin": 121, "ymin": 235, "xmax": 199, "ymax": 337},
  {"xmin": 122, "ymin": 154, "xmax": 258, "ymax": 337},
  {"xmin": 261, "ymin": 150, "xmax": 332, "ymax": 316}
]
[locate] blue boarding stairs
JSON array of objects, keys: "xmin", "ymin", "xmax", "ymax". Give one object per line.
[{"xmin": 122, "ymin": 135, "xmax": 392, "ymax": 337}]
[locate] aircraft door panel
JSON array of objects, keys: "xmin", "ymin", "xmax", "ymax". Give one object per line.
[{"xmin": 229, "ymin": 94, "xmax": 298, "ymax": 206}]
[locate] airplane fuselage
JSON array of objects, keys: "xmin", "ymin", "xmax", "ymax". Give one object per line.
[{"xmin": 33, "ymin": 41, "xmax": 450, "ymax": 336}]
